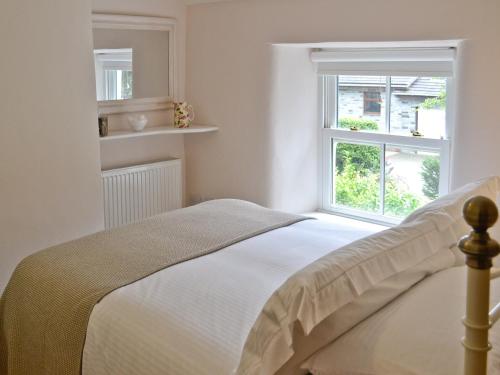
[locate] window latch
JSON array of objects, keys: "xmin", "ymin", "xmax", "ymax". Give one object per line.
[
  {"xmin": 350, "ymin": 126, "xmax": 359, "ymax": 131},
  {"xmin": 411, "ymin": 130, "xmax": 423, "ymax": 137}
]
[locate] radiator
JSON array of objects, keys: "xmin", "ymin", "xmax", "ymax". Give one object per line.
[{"xmin": 102, "ymin": 159, "xmax": 182, "ymax": 229}]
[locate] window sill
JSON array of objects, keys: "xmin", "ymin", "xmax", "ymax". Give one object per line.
[{"xmin": 305, "ymin": 211, "xmax": 390, "ymax": 231}]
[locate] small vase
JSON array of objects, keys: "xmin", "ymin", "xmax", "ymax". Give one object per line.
[{"xmin": 174, "ymin": 102, "xmax": 195, "ymax": 128}]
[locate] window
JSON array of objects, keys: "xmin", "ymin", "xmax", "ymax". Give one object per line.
[
  {"xmin": 103, "ymin": 69, "xmax": 133, "ymax": 100},
  {"xmin": 363, "ymin": 91, "xmax": 382, "ymax": 115},
  {"xmin": 94, "ymin": 48, "xmax": 133, "ymax": 101},
  {"xmin": 314, "ymin": 46, "xmax": 455, "ymax": 224}
]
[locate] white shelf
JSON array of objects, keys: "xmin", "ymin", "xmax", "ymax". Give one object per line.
[{"xmin": 100, "ymin": 124, "xmax": 219, "ymax": 141}]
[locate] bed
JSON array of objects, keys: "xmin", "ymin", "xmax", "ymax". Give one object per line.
[
  {"xmin": 302, "ymin": 265, "xmax": 500, "ymax": 375},
  {"xmin": 1, "ymin": 176, "xmax": 500, "ymax": 375},
  {"xmin": 82, "ymin": 216, "xmax": 383, "ymax": 375}
]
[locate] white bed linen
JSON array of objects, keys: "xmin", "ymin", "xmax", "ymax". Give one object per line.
[
  {"xmin": 82, "ymin": 217, "xmax": 382, "ymax": 375},
  {"xmin": 303, "ymin": 266, "xmax": 500, "ymax": 375}
]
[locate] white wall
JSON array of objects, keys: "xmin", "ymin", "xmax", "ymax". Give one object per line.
[
  {"xmin": 185, "ymin": 0, "xmax": 500, "ymax": 211},
  {"xmin": 0, "ymin": 0, "xmax": 104, "ymax": 292},
  {"xmin": 93, "ymin": 0, "xmax": 188, "ymax": 172},
  {"xmin": 268, "ymin": 46, "xmax": 318, "ymax": 212}
]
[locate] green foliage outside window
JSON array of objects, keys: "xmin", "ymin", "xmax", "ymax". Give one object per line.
[
  {"xmin": 421, "ymin": 156, "xmax": 440, "ymax": 200},
  {"xmin": 334, "ymin": 117, "xmax": 423, "ymax": 218},
  {"xmin": 384, "ymin": 177, "xmax": 421, "ymax": 217},
  {"xmin": 420, "ymin": 91, "xmax": 446, "ymax": 109},
  {"xmin": 338, "ymin": 118, "xmax": 379, "ymax": 131},
  {"xmin": 335, "ymin": 163, "xmax": 380, "ymax": 213},
  {"xmin": 336, "ymin": 118, "xmax": 380, "ymax": 174},
  {"xmin": 335, "ymin": 161, "xmax": 421, "ymax": 217}
]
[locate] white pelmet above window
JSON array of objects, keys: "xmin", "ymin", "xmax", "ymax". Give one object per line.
[{"xmin": 312, "ymin": 45, "xmax": 456, "ymax": 76}]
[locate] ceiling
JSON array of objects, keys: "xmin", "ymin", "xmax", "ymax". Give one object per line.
[{"xmin": 184, "ymin": 0, "xmax": 236, "ymax": 5}]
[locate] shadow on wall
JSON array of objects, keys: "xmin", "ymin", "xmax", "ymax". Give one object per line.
[
  {"xmin": 184, "ymin": 43, "xmax": 318, "ymax": 214},
  {"xmin": 267, "ymin": 45, "xmax": 319, "ymax": 213}
]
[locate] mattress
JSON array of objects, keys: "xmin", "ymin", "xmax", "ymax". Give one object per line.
[
  {"xmin": 82, "ymin": 217, "xmax": 382, "ymax": 375},
  {"xmin": 303, "ymin": 266, "xmax": 500, "ymax": 375}
]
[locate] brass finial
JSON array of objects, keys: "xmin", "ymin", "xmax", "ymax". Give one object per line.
[{"xmin": 459, "ymin": 196, "xmax": 500, "ymax": 269}]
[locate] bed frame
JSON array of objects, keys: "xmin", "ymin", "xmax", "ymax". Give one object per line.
[{"xmin": 459, "ymin": 196, "xmax": 500, "ymax": 375}]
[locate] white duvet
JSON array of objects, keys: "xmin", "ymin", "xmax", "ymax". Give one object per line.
[
  {"xmin": 83, "ymin": 176, "xmax": 500, "ymax": 375},
  {"xmin": 82, "ymin": 216, "xmax": 381, "ymax": 375}
]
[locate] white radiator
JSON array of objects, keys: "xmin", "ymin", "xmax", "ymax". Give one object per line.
[{"xmin": 102, "ymin": 159, "xmax": 182, "ymax": 229}]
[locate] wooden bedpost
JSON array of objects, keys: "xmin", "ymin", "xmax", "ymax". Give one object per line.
[{"xmin": 459, "ymin": 196, "xmax": 500, "ymax": 375}]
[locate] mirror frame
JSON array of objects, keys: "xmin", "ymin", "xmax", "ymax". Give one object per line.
[{"xmin": 92, "ymin": 14, "xmax": 176, "ymax": 115}]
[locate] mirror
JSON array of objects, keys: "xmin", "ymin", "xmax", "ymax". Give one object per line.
[{"xmin": 92, "ymin": 14, "xmax": 176, "ymax": 115}]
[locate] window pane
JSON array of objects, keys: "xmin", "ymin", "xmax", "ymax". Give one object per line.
[
  {"xmin": 384, "ymin": 146, "xmax": 440, "ymax": 218},
  {"xmin": 121, "ymin": 70, "xmax": 133, "ymax": 100},
  {"xmin": 102, "ymin": 69, "xmax": 133, "ymax": 101},
  {"xmin": 337, "ymin": 75, "xmax": 386, "ymax": 132},
  {"xmin": 334, "ymin": 141, "xmax": 381, "ymax": 213},
  {"xmin": 389, "ymin": 77, "xmax": 447, "ymax": 138},
  {"xmin": 104, "ymin": 70, "xmax": 118, "ymax": 100}
]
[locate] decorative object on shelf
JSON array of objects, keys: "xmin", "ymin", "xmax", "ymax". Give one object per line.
[
  {"xmin": 127, "ymin": 114, "xmax": 148, "ymax": 132},
  {"xmin": 98, "ymin": 116, "xmax": 108, "ymax": 137},
  {"xmin": 174, "ymin": 102, "xmax": 195, "ymax": 128}
]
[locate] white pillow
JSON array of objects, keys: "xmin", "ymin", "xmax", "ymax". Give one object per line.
[
  {"xmin": 402, "ymin": 176, "xmax": 500, "ymax": 265},
  {"xmin": 403, "ymin": 176, "xmax": 500, "ymax": 228},
  {"xmin": 237, "ymin": 219, "xmax": 456, "ymax": 375}
]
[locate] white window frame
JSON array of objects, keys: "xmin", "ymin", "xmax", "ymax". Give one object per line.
[{"xmin": 319, "ymin": 75, "xmax": 454, "ymax": 225}]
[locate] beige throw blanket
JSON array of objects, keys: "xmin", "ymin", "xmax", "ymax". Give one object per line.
[{"xmin": 0, "ymin": 199, "xmax": 307, "ymax": 375}]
